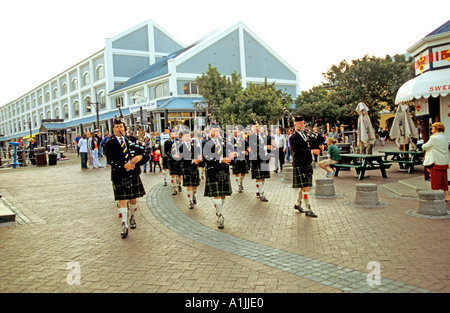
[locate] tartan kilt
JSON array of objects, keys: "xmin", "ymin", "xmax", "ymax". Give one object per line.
[
  {"xmin": 112, "ymin": 175, "xmax": 146, "ymax": 201},
  {"xmin": 182, "ymin": 166, "xmax": 200, "ymax": 187},
  {"xmin": 162, "ymin": 157, "xmax": 169, "ymax": 169},
  {"xmin": 204, "ymin": 174, "xmax": 232, "ymax": 197},
  {"xmin": 292, "ymin": 165, "xmax": 313, "ymax": 189},
  {"xmin": 232, "ymin": 160, "xmax": 248, "ymax": 175},
  {"xmin": 251, "ymin": 161, "xmax": 271, "ymax": 180},
  {"xmin": 169, "ymin": 159, "xmax": 182, "ymax": 176}
]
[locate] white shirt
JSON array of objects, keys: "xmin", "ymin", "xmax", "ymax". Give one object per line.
[
  {"xmin": 422, "ymin": 132, "xmax": 449, "ymax": 166},
  {"xmin": 77, "ymin": 138, "xmax": 88, "ymax": 153}
]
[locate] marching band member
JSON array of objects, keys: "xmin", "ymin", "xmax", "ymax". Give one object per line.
[
  {"xmin": 289, "ymin": 115, "xmax": 321, "ymax": 218},
  {"xmin": 105, "ymin": 118, "xmax": 150, "ymax": 238}
]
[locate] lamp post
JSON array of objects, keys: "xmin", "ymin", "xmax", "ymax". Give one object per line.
[{"xmin": 87, "ymin": 101, "xmax": 100, "ymax": 131}]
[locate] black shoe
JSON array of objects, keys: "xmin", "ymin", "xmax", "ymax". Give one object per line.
[
  {"xmin": 217, "ymin": 214, "xmax": 224, "ymax": 229},
  {"xmin": 305, "ymin": 210, "xmax": 318, "ymax": 218},
  {"xmin": 189, "ymin": 201, "xmax": 194, "ymax": 210},
  {"xmin": 178, "ymin": 186, "xmax": 182, "ymax": 192},
  {"xmin": 256, "ymin": 192, "xmax": 260, "ymax": 197},
  {"xmin": 259, "ymin": 192, "xmax": 268, "ymax": 202},
  {"xmin": 294, "ymin": 204, "xmax": 306, "ymax": 213},
  {"xmin": 172, "ymin": 187, "xmax": 177, "ymax": 195},
  {"xmin": 238, "ymin": 185, "xmax": 243, "ymax": 193},
  {"xmin": 130, "ymin": 215, "xmax": 136, "ymax": 229},
  {"xmin": 121, "ymin": 223, "xmax": 128, "ymax": 238},
  {"xmin": 163, "ymin": 181, "xmax": 168, "ymax": 186},
  {"xmin": 193, "ymin": 197, "xmax": 197, "ymax": 204}
]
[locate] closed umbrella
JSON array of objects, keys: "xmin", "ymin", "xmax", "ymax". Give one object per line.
[
  {"xmin": 356, "ymin": 102, "xmax": 376, "ymax": 154},
  {"xmin": 389, "ymin": 104, "xmax": 418, "ymax": 150}
]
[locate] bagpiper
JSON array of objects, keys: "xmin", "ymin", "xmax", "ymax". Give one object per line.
[
  {"xmin": 165, "ymin": 128, "xmax": 183, "ymax": 195},
  {"xmin": 230, "ymin": 127, "xmax": 249, "ymax": 193},
  {"xmin": 203, "ymin": 122, "xmax": 236, "ymax": 229},
  {"xmin": 248, "ymin": 123, "xmax": 272, "ymax": 202},
  {"xmin": 289, "ymin": 115, "xmax": 321, "ymax": 217},
  {"xmin": 178, "ymin": 129, "xmax": 202, "ymax": 209},
  {"xmin": 105, "ymin": 118, "xmax": 150, "ymax": 238}
]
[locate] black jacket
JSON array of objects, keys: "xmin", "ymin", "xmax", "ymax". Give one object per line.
[
  {"xmin": 247, "ymin": 132, "xmax": 271, "ymax": 164},
  {"xmin": 105, "ymin": 135, "xmax": 149, "ymax": 183},
  {"xmin": 202, "ymin": 137, "xmax": 235, "ymax": 179},
  {"xmin": 289, "ymin": 131, "xmax": 312, "ymax": 168}
]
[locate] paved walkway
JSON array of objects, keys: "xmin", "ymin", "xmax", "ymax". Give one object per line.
[{"xmin": 0, "ymin": 142, "xmax": 449, "ymax": 293}]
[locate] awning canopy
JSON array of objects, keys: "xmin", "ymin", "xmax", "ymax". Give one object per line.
[{"xmin": 395, "ymin": 68, "xmax": 450, "ymax": 104}]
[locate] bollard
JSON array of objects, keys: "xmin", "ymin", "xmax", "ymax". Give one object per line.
[
  {"xmin": 315, "ymin": 178, "xmax": 335, "ymax": 197},
  {"xmin": 355, "ymin": 183, "xmax": 379, "ymax": 206},
  {"xmin": 283, "ymin": 163, "xmax": 293, "ymax": 183},
  {"xmin": 417, "ymin": 190, "xmax": 448, "ymax": 216}
]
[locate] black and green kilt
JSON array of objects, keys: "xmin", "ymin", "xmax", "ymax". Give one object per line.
[
  {"xmin": 162, "ymin": 156, "xmax": 169, "ymax": 169},
  {"xmin": 112, "ymin": 175, "xmax": 146, "ymax": 201},
  {"xmin": 232, "ymin": 160, "xmax": 248, "ymax": 175},
  {"xmin": 292, "ymin": 165, "xmax": 313, "ymax": 188},
  {"xmin": 182, "ymin": 166, "xmax": 200, "ymax": 187},
  {"xmin": 169, "ymin": 159, "xmax": 182, "ymax": 176},
  {"xmin": 251, "ymin": 161, "xmax": 271, "ymax": 180},
  {"xmin": 204, "ymin": 172, "xmax": 232, "ymax": 197}
]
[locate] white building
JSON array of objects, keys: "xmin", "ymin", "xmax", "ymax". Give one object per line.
[{"xmin": 0, "ymin": 19, "xmax": 299, "ymax": 149}]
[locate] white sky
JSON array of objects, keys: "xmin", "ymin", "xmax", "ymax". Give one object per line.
[{"xmin": 1, "ymin": 0, "xmax": 448, "ymax": 106}]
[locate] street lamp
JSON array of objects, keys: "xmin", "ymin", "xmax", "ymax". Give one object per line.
[{"xmin": 87, "ymin": 101, "xmax": 100, "ymax": 131}]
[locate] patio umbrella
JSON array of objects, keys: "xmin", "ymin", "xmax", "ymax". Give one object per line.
[
  {"xmin": 389, "ymin": 104, "xmax": 418, "ymax": 150},
  {"xmin": 356, "ymin": 102, "xmax": 376, "ymax": 153}
]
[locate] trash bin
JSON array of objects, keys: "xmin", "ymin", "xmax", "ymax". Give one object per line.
[
  {"xmin": 48, "ymin": 152, "xmax": 57, "ymax": 166},
  {"xmin": 34, "ymin": 148, "xmax": 47, "ymax": 167}
]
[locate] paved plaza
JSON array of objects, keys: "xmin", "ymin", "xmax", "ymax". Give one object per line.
[{"xmin": 0, "ymin": 141, "xmax": 449, "ymax": 295}]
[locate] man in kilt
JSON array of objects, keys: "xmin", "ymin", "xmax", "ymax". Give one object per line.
[
  {"xmin": 248, "ymin": 124, "xmax": 272, "ymax": 202},
  {"xmin": 203, "ymin": 123, "xmax": 236, "ymax": 229},
  {"xmin": 230, "ymin": 127, "xmax": 249, "ymax": 193},
  {"xmin": 105, "ymin": 119, "xmax": 150, "ymax": 238},
  {"xmin": 160, "ymin": 127, "xmax": 171, "ymax": 186},
  {"xmin": 165, "ymin": 128, "xmax": 183, "ymax": 195},
  {"xmin": 289, "ymin": 115, "xmax": 320, "ymax": 218},
  {"xmin": 177, "ymin": 130, "xmax": 202, "ymax": 209}
]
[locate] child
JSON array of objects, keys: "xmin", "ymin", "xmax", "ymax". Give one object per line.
[
  {"xmin": 152, "ymin": 145, "xmax": 162, "ymax": 172},
  {"xmin": 318, "ymin": 137, "xmax": 341, "ymax": 177}
]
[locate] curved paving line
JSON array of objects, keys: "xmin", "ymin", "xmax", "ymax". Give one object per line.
[{"xmin": 147, "ymin": 183, "xmax": 431, "ymax": 293}]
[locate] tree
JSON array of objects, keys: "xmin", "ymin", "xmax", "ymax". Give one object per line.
[{"xmin": 323, "ymin": 54, "xmax": 414, "ymax": 126}]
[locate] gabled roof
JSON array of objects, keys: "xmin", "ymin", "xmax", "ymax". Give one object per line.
[
  {"xmin": 110, "ymin": 44, "xmax": 197, "ymax": 94},
  {"xmin": 426, "ymin": 20, "xmax": 450, "ymax": 37}
]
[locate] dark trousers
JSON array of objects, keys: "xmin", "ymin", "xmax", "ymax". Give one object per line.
[
  {"xmin": 80, "ymin": 152, "xmax": 88, "ymax": 168},
  {"xmin": 276, "ymin": 149, "xmax": 285, "ymax": 171}
]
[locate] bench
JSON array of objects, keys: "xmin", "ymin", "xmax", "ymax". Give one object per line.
[{"xmin": 333, "ymin": 154, "xmax": 392, "ymax": 180}]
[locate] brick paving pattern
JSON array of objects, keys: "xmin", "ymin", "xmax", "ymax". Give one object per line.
[{"xmin": 0, "ymin": 142, "xmax": 449, "ymax": 293}]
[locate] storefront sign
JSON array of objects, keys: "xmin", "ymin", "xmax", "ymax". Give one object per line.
[
  {"xmin": 129, "ymin": 100, "xmax": 157, "ymax": 113},
  {"xmin": 415, "ymin": 44, "xmax": 450, "ymax": 75}
]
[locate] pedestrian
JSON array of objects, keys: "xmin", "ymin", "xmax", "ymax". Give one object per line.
[
  {"xmin": 143, "ymin": 137, "xmax": 152, "ymax": 173},
  {"xmin": 290, "ymin": 115, "xmax": 321, "ymax": 217},
  {"xmin": 88, "ymin": 131, "xmax": 103, "ymax": 169},
  {"xmin": 160, "ymin": 127, "xmax": 171, "ymax": 186},
  {"xmin": 105, "ymin": 119, "xmax": 150, "ymax": 238},
  {"xmin": 203, "ymin": 122, "xmax": 236, "ymax": 229},
  {"xmin": 422, "ymin": 122, "xmax": 450, "ymax": 201},
  {"xmin": 248, "ymin": 124, "xmax": 272, "ymax": 202},
  {"xmin": 318, "ymin": 137, "xmax": 341, "ymax": 177},
  {"xmin": 27, "ymin": 138, "xmax": 38, "ymax": 165},
  {"xmin": 230, "ymin": 127, "xmax": 249, "ymax": 193},
  {"xmin": 152, "ymin": 145, "xmax": 162, "ymax": 172},
  {"xmin": 178, "ymin": 130, "xmax": 202, "ymax": 209},
  {"xmin": 75, "ymin": 133, "xmax": 81, "ymax": 157},
  {"xmin": 78, "ymin": 133, "xmax": 88, "ymax": 169},
  {"xmin": 309, "ymin": 126, "xmax": 325, "ymax": 163},
  {"xmin": 273, "ymin": 127, "xmax": 286, "ymax": 173}
]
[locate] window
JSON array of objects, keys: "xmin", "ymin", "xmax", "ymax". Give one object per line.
[
  {"xmin": 115, "ymin": 97, "xmax": 123, "ymax": 108},
  {"xmin": 96, "ymin": 65, "xmax": 104, "ymax": 80},
  {"xmin": 53, "ymin": 88, "xmax": 58, "ymax": 99},
  {"xmin": 85, "ymin": 97, "xmax": 91, "ymax": 114},
  {"xmin": 155, "ymin": 83, "xmax": 168, "ymax": 98},
  {"xmin": 98, "ymin": 91, "xmax": 106, "ymax": 109},
  {"xmin": 45, "ymin": 92, "xmax": 50, "ymax": 102},
  {"xmin": 63, "ymin": 104, "xmax": 69, "ymax": 119},
  {"xmin": 184, "ymin": 82, "xmax": 198, "ymax": 95},
  {"xmin": 39, "ymin": 95, "xmax": 43, "ymax": 105},
  {"xmin": 62, "ymin": 83, "xmax": 67, "ymax": 95},
  {"xmin": 73, "ymin": 101, "xmax": 79, "ymax": 117},
  {"xmin": 83, "ymin": 72, "xmax": 90, "ymax": 86},
  {"xmin": 72, "ymin": 78, "xmax": 78, "ymax": 91}
]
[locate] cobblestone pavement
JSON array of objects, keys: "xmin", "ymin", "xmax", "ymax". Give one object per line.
[{"xmin": 0, "ymin": 142, "xmax": 449, "ymax": 294}]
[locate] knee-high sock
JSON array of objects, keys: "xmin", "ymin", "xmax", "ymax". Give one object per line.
[
  {"xmin": 187, "ymin": 190, "xmax": 194, "ymax": 202},
  {"xmin": 256, "ymin": 183, "xmax": 263, "ymax": 194},
  {"xmin": 304, "ymin": 191, "xmax": 310, "ymax": 208},
  {"xmin": 118, "ymin": 207, "xmax": 128, "ymax": 226},
  {"xmin": 129, "ymin": 203, "xmax": 137, "ymax": 216},
  {"xmin": 213, "ymin": 198, "xmax": 223, "ymax": 216},
  {"xmin": 297, "ymin": 189, "xmax": 303, "ymax": 206}
]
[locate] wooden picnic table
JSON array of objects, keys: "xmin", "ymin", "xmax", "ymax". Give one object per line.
[
  {"xmin": 379, "ymin": 150, "xmax": 424, "ymax": 174},
  {"xmin": 333, "ymin": 153, "xmax": 391, "ymax": 180}
]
